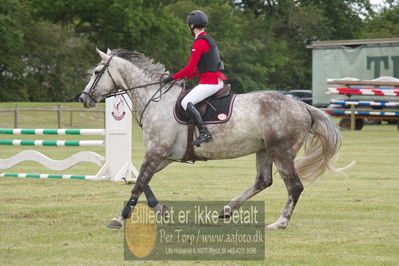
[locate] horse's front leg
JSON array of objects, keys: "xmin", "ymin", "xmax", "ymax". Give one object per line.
[
  {"xmin": 106, "ymin": 152, "xmax": 170, "ymax": 228},
  {"xmin": 121, "ymin": 151, "xmax": 167, "ymax": 218},
  {"xmin": 122, "ymin": 155, "xmax": 170, "ymax": 218},
  {"xmin": 107, "ymin": 185, "xmax": 162, "ymax": 229}
]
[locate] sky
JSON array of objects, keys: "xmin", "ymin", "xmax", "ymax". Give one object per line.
[
  {"xmin": 364, "ymin": 0, "xmax": 391, "ymax": 13},
  {"xmin": 369, "ymin": 0, "xmax": 388, "ymax": 9}
]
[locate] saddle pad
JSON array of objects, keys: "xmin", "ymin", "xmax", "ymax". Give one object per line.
[{"xmin": 174, "ymin": 94, "xmax": 237, "ymax": 125}]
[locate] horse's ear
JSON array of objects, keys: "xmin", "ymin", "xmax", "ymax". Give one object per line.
[
  {"xmin": 107, "ymin": 48, "xmax": 112, "ymax": 55},
  {"xmin": 96, "ymin": 47, "xmax": 109, "ymax": 60}
]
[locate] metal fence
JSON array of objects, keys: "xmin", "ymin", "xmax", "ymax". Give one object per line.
[{"xmin": 0, "ymin": 105, "xmax": 105, "ymax": 128}]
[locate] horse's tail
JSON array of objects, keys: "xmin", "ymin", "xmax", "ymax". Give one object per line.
[{"xmin": 295, "ymin": 105, "xmax": 351, "ymax": 182}]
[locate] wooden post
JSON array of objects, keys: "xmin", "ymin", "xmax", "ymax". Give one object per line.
[
  {"xmin": 14, "ymin": 104, "xmax": 19, "ymax": 128},
  {"xmin": 104, "ymin": 110, "xmax": 106, "ymax": 129},
  {"xmin": 57, "ymin": 104, "xmax": 61, "ymax": 128},
  {"xmin": 350, "ymin": 103, "xmax": 355, "ymax": 130},
  {"xmin": 69, "ymin": 105, "xmax": 73, "ymax": 127}
]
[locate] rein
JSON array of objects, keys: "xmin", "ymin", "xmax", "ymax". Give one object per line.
[
  {"xmin": 102, "ymin": 81, "xmax": 165, "ymax": 97},
  {"xmin": 82, "ymin": 55, "xmax": 175, "ymax": 128},
  {"xmin": 107, "ymin": 80, "xmax": 175, "ymax": 128}
]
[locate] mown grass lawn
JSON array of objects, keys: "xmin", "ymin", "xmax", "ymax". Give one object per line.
[{"xmin": 0, "ymin": 102, "xmax": 398, "ymax": 265}]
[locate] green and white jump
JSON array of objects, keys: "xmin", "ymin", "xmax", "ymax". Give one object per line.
[
  {"xmin": 0, "ymin": 96, "xmax": 138, "ymax": 181},
  {"xmin": 0, "ymin": 172, "xmax": 97, "ymax": 180},
  {"xmin": 0, "ymin": 128, "xmax": 105, "ymax": 135},
  {"xmin": 0, "ymin": 139, "xmax": 104, "ymax": 147}
]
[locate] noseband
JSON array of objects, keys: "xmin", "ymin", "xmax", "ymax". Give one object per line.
[{"xmin": 81, "ymin": 55, "xmax": 118, "ymax": 103}]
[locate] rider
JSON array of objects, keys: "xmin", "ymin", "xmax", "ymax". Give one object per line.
[{"xmin": 163, "ymin": 10, "xmax": 227, "ymax": 146}]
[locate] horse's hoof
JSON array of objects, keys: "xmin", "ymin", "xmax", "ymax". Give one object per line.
[
  {"xmin": 160, "ymin": 205, "xmax": 169, "ymax": 218},
  {"xmin": 107, "ymin": 220, "xmax": 122, "ymax": 229},
  {"xmin": 219, "ymin": 213, "xmax": 231, "ymax": 219},
  {"xmin": 266, "ymin": 217, "xmax": 288, "ymax": 230},
  {"xmin": 154, "ymin": 204, "xmax": 169, "ymax": 219},
  {"xmin": 218, "ymin": 205, "xmax": 232, "ymax": 218},
  {"xmin": 218, "ymin": 209, "xmax": 231, "ymax": 218},
  {"xmin": 265, "ymin": 223, "xmax": 287, "ymax": 230}
]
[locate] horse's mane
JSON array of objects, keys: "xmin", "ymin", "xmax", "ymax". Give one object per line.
[{"xmin": 111, "ymin": 49, "xmax": 167, "ymax": 76}]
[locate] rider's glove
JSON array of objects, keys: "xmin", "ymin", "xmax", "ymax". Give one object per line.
[{"xmin": 162, "ymin": 75, "xmax": 174, "ymax": 84}]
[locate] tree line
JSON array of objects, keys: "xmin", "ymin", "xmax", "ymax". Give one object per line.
[{"xmin": 1, "ymin": 0, "xmax": 398, "ymax": 101}]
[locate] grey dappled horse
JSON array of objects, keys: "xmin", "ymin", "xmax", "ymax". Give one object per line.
[{"xmin": 80, "ymin": 49, "xmax": 343, "ymax": 230}]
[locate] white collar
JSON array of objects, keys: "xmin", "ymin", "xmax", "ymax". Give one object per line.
[{"xmin": 195, "ymin": 31, "xmax": 205, "ymax": 39}]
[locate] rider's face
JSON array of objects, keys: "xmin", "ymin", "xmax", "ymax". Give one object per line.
[{"xmin": 188, "ymin": 24, "xmax": 195, "ymax": 36}]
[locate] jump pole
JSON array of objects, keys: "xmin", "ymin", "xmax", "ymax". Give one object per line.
[{"xmin": 0, "ymin": 173, "xmax": 97, "ymax": 180}]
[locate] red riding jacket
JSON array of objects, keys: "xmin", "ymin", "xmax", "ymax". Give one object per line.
[{"xmin": 173, "ymin": 32, "xmax": 227, "ymax": 84}]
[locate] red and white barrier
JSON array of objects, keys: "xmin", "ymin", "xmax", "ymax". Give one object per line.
[{"xmin": 327, "ymin": 87, "xmax": 399, "ymax": 96}]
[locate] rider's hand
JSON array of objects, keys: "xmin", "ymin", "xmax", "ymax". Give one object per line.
[{"xmin": 162, "ymin": 75, "xmax": 174, "ymax": 84}]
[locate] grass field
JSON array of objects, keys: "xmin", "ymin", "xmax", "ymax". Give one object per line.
[{"xmin": 0, "ymin": 102, "xmax": 398, "ymax": 265}]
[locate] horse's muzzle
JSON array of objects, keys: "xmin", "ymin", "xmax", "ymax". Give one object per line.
[{"xmin": 79, "ymin": 93, "xmax": 96, "ymax": 108}]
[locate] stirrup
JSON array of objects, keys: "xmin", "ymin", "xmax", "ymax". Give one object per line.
[{"xmin": 192, "ymin": 132, "xmax": 213, "ymax": 147}]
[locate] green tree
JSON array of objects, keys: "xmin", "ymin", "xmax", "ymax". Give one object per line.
[
  {"xmin": 3, "ymin": 0, "xmax": 399, "ymax": 101},
  {"xmin": 231, "ymin": 0, "xmax": 372, "ymax": 91},
  {"xmin": 28, "ymin": 0, "xmax": 190, "ymax": 73},
  {"xmin": 0, "ymin": 0, "xmax": 29, "ymax": 100},
  {"xmin": 361, "ymin": 3, "xmax": 399, "ymax": 38},
  {"xmin": 0, "ymin": 0, "xmax": 96, "ymax": 101},
  {"xmin": 22, "ymin": 21, "xmax": 96, "ymax": 101}
]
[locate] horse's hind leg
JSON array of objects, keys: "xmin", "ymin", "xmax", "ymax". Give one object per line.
[
  {"xmin": 266, "ymin": 154, "xmax": 303, "ymax": 230},
  {"xmin": 219, "ymin": 150, "xmax": 273, "ymax": 217}
]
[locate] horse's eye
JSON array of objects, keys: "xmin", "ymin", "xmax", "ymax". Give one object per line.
[{"xmin": 94, "ymin": 70, "xmax": 100, "ymax": 75}]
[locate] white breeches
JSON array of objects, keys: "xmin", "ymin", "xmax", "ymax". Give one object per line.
[{"xmin": 181, "ymin": 79, "xmax": 224, "ymax": 110}]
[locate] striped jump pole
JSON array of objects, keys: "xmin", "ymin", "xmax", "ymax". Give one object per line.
[
  {"xmin": 326, "ymin": 110, "xmax": 399, "ymax": 117},
  {"xmin": 328, "ymin": 87, "xmax": 399, "ymax": 91},
  {"xmin": 327, "ymin": 79, "xmax": 399, "ymax": 87},
  {"xmin": 331, "ymin": 100, "xmax": 399, "ymax": 107},
  {"xmin": 0, "ymin": 139, "xmax": 104, "ymax": 147},
  {"xmin": 0, "ymin": 128, "xmax": 105, "ymax": 135},
  {"xmin": 327, "ymin": 87, "xmax": 399, "ymax": 96},
  {"xmin": 0, "ymin": 172, "xmax": 97, "ymax": 180}
]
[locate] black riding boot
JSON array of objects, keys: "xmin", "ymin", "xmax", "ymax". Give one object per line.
[{"xmin": 186, "ymin": 102, "xmax": 213, "ymax": 146}]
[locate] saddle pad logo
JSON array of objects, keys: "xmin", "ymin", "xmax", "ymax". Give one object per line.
[
  {"xmin": 217, "ymin": 113, "xmax": 228, "ymax": 121},
  {"xmin": 112, "ymin": 95, "xmax": 126, "ymax": 121}
]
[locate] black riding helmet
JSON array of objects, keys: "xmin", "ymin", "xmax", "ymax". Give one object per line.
[{"xmin": 186, "ymin": 10, "xmax": 208, "ymax": 28}]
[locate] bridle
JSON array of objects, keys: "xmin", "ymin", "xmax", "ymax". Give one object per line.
[
  {"xmin": 82, "ymin": 55, "xmax": 175, "ymax": 128},
  {"xmin": 81, "ymin": 55, "xmax": 119, "ymax": 104}
]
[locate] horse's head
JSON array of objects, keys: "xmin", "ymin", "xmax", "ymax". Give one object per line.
[{"xmin": 80, "ymin": 48, "xmax": 126, "ymax": 108}]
